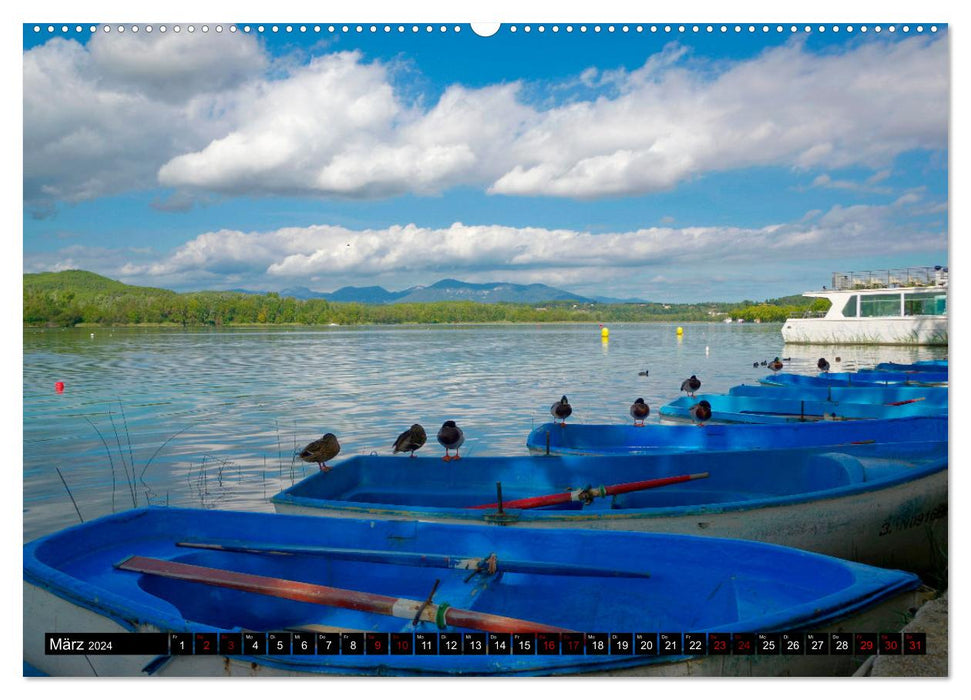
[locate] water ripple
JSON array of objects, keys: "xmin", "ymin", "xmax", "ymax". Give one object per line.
[{"xmin": 24, "ymin": 324, "xmax": 944, "ymax": 541}]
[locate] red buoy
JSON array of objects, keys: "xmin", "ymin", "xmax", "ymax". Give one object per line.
[{"xmin": 55, "ymin": 381, "xmax": 65, "ymax": 393}]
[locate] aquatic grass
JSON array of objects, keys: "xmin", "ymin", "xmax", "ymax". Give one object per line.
[
  {"xmin": 78, "ymin": 401, "xmax": 308, "ymax": 513},
  {"xmin": 107, "ymin": 407, "xmax": 137, "ymax": 509},
  {"xmin": 119, "ymin": 403, "xmax": 137, "ymax": 495},
  {"xmin": 82, "ymin": 403, "xmax": 193, "ymax": 512},
  {"xmin": 84, "ymin": 416, "xmax": 122, "ymax": 511},
  {"xmin": 185, "ymin": 457, "xmax": 209, "ymax": 508},
  {"xmin": 138, "ymin": 423, "xmax": 193, "ymax": 505},
  {"xmin": 289, "ymin": 422, "xmax": 299, "ymax": 485},
  {"xmin": 54, "ymin": 466, "xmax": 84, "ymax": 523},
  {"xmin": 185, "ymin": 454, "xmax": 242, "ymax": 509},
  {"xmin": 276, "ymin": 419, "xmax": 284, "ymax": 479}
]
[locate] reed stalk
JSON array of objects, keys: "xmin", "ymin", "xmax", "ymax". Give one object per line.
[
  {"xmin": 55, "ymin": 466, "xmax": 84, "ymax": 523},
  {"xmin": 107, "ymin": 408, "xmax": 137, "ymax": 508},
  {"xmin": 138, "ymin": 423, "xmax": 192, "ymax": 504},
  {"xmin": 119, "ymin": 402, "xmax": 137, "ymax": 493},
  {"xmin": 276, "ymin": 419, "xmax": 283, "ymax": 478},
  {"xmin": 84, "ymin": 416, "xmax": 118, "ymax": 512}
]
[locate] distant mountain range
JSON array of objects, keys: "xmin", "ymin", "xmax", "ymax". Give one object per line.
[
  {"xmin": 265, "ymin": 278, "xmax": 646, "ymax": 305},
  {"xmin": 25, "ymin": 270, "xmax": 647, "ymax": 305}
]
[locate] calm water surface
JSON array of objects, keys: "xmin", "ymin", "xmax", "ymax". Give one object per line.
[{"xmin": 23, "ymin": 323, "xmax": 946, "ymax": 541}]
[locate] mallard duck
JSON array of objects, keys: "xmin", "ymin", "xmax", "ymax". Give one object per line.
[
  {"xmin": 393, "ymin": 424, "xmax": 427, "ymax": 457},
  {"xmin": 817, "ymin": 357, "xmax": 831, "ymax": 373},
  {"xmin": 299, "ymin": 433, "xmax": 341, "ymax": 472},
  {"xmin": 437, "ymin": 420, "xmax": 465, "ymax": 461},
  {"xmin": 638, "ymin": 369, "xmax": 649, "ymax": 377},
  {"xmin": 753, "ymin": 362, "xmax": 759, "ymax": 368},
  {"xmin": 768, "ymin": 357, "xmax": 784, "ymax": 372},
  {"xmin": 680, "ymin": 375, "xmax": 701, "ymax": 397},
  {"xmin": 689, "ymin": 400, "xmax": 712, "ymax": 426},
  {"xmin": 550, "ymin": 395, "xmax": 572, "ymax": 425},
  {"xmin": 630, "ymin": 398, "xmax": 650, "ymax": 426}
]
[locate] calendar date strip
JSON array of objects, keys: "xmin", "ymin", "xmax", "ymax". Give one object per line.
[{"xmin": 45, "ymin": 631, "xmax": 927, "ymax": 656}]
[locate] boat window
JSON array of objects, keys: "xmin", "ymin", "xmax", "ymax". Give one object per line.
[
  {"xmin": 841, "ymin": 296, "xmax": 858, "ymax": 318},
  {"xmin": 859, "ymin": 293, "xmax": 902, "ymax": 317},
  {"xmin": 904, "ymin": 292, "xmax": 947, "ymax": 316}
]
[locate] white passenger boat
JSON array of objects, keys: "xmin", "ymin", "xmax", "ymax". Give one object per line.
[{"xmin": 782, "ymin": 267, "xmax": 947, "ymax": 346}]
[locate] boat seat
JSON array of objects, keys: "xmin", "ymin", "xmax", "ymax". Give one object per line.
[{"xmin": 805, "ymin": 453, "xmax": 867, "ymax": 487}]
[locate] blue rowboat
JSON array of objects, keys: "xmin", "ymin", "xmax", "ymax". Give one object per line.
[
  {"xmin": 524, "ymin": 415, "xmax": 946, "ymax": 455},
  {"xmin": 272, "ymin": 440, "xmax": 946, "ymax": 573},
  {"xmin": 874, "ymin": 361, "xmax": 948, "ymax": 373},
  {"xmin": 759, "ymin": 372, "xmax": 947, "ymax": 388},
  {"xmin": 729, "ymin": 383, "xmax": 948, "ymax": 407},
  {"xmin": 659, "ymin": 394, "xmax": 943, "ymax": 424},
  {"xmin": 25, "ymin": 507, "xmax": 924, "ymax": 677}
]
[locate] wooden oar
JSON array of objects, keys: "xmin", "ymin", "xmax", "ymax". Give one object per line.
[
  {"xmin": 175, "ymin": 540, "xmax": 651, "ymax": 578},
  {"xmin": 116, "ymin": 556, "xmax": 574, "ymax": 634},
  {"xmin": 885, "ymin": 397, "xmax": 927, "ymax": 406},
  {"xmin": 467, "ymin": 472, "xmax": 710, "ymax": 511}
]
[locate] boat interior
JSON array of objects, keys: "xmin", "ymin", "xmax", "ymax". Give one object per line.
[
  {"xmin": 28, "ymin": 508, "xmax": 889, "ymax": 637},
  {"xmin": 278, "ymin": 443, "xmax": 944, "ymax": 513}
]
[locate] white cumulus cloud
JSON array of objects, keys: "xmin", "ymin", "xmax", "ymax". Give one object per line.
[
  {"xmin": 23, "ymin": 29, "xmax": 266, "ymax": 213},
  {"xmin": 25, "ymin": 32, "xmax": 947, "ymax": 209},
  {"xmin": 157, "ymin": 34, "xmax": 946, "ymax": 200},
  {"xmin": 26, "ymin": 190, "xmax": 943, "ymax": 301}
]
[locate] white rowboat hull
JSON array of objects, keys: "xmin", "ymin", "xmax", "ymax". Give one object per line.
[{"xmin": 274, "ymin": 469, "xmax": 947, "ymax": 575}]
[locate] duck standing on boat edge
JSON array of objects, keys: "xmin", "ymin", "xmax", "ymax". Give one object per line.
[
  {"xmin": 680, "ymin": 375, "xmax": 701, "ymax": 397},
  {"xmin": 630, "ymin": 398, "xmax": 650, "ymax": 426},
  {"xmin": 551, "ymin": 396, "xmax": 572, "ymax": 426},
  {"xmin": 298, "ymin": 433, "xmax": 341, "ymax": 472},
  {"xmin": 393, "ymin": 424, "xmax": 427, "ymax": 458},
  {"xmin": 689, "ymin": 400, "xmax": 712, "ymax": 426},
  {"xmin": 437, "ymin": 420, "xmax": 465, "ymax": 461}
]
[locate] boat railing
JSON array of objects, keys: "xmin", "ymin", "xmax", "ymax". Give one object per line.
[{"xmin": 829, "ymin": 266, "xmax": 947, "ymax": 291}]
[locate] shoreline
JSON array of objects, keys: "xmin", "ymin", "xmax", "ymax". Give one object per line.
[{"xmin": 24, "ymin": 320, "xmax": 781, "ymax": 330}]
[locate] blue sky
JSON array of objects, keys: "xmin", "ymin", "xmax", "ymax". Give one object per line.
[{"xmin": 22, "ymin": 20, "xmax": 949, "ymax": 302}]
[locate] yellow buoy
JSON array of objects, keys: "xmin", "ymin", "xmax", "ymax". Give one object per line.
[
  {"xmin": 601, "ymin": 327, "xmax": 609, "ymax": 339},
  {"xmin": 676, "ymin": 326, "xmax": 683, "ymax": 336}
]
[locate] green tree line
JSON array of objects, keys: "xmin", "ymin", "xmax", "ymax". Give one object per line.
[{"xmin": 24, "ymin": 270, "xmax": 826, "ymax": 327}]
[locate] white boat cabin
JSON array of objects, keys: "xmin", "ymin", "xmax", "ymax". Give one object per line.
[{"xmin": 782, "ymin": 267, "xmax": 948, "ymax": 345}]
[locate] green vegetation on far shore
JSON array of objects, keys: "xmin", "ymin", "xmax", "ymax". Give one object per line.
[{"xmin": 24, "ymin": 270, "xmax": 830, "ymax": 328}]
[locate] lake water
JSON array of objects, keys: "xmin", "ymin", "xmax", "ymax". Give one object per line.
[{"xmin": 23, "ymin": 322, "xmax": 947, "ymax": 542}]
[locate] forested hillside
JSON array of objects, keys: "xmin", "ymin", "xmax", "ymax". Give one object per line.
[{"xmin": 23, "ymin": 270, "xmax": 827, "ymax": 327}]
